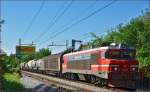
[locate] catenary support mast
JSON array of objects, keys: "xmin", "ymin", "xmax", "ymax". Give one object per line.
[{"xmin": 0, "ymin": 0, "xmax": 4, "ymax": 53}]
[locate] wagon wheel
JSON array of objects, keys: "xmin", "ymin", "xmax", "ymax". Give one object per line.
[
  {"xmin": 90, "ymin": 75, "xmax": 96, "ymax": 83},
  {"xmin": 95, "ymin": 79, "xmax": 107, "ymax": 87}
]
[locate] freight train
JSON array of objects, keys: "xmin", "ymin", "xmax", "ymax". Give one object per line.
[{"xmin": 20, "ymin": 43, "xmax": 141, "ymax": 89}]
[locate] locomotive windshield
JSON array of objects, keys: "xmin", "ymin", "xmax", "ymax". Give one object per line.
[{"xmin": 105, "ymin": 50, "xmax": 135, "ymax": 60}]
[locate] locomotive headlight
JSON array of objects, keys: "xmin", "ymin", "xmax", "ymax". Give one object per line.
[
  {"xmin": 114, "ymin": 67, "xmax": 118, "ymax": 71},
  {"xmin": 132, "ymin": 67, "xmax": 135, "ymax": 71},
  {"xmin": 109, "ymin": 65, "xmax": 119, "ymax": 71},
  {"xmin": 130, "ymin": 65, "xmax": 139, "ymax": 71}
]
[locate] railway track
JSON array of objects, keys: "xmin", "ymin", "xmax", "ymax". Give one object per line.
[
  {"xmin": 21, "ymin": 71, "xmax": 137, "ymax": 92},
  {"xmin": 21, "ymin": 71, "xmax": 115, "ymax": 92}
]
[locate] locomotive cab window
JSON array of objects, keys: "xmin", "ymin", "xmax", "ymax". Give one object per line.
[
  {"xmin": 101, "ymin": 51, "xmax": 106, "ymax": 59},
  {"xmin": 105, "ymin": 49, "xmax": 135, "ymax": 60}
]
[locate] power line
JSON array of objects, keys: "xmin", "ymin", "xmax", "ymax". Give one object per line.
[
  {"xmin": 79, "ymin": 32, "xmax": 107, "ymax": 40},
  {"xmin": 37, "ymin": 0, "xmax": 98, "ymax": 43},
  {"xmin": 38, "ymin": 0, "xmax": 117, "ymax": 46},
  {"xmin": 34, "ymin": 0, "xmax": 74, "ymax": 42},
  {"xmin": 34, "ymin": 0, "xmax": 95, "ymax": 42},
  {"xmin": 44, "ymin": 0, "xmax": 99, "ymax": 48},
  {"xmin": 70, "ymin": 31, "xmax": 107, "ymax": 41},
  {"xmin": 34, "ymin": 1, "xmax": 67, "ymax": 42},
  {"xmin": 21, "ymin": 0, "xmax": 45, "ymax": 39},
  {"xmin": 35, "ymin": 0, "xmax": 99, "ymax": 45}
]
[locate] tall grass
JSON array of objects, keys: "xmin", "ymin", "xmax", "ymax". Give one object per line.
[{"xmin": 2, "ymin": 72, "xmax": 26, "ymax": 92}]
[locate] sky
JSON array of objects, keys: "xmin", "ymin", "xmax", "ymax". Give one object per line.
[{"xmin": 0, "ymin": 0, "xmax": 149, "ymax": 54}]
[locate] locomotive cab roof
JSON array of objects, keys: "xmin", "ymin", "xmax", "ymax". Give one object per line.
[{"xmin": 64, "ymin": 43, "xmax": 135, "ymax": 56}]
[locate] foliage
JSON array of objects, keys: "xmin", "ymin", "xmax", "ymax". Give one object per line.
[
  {"xmin": 0, "ymin": 48, "xmax": 51, "ymax": 91},
  {"xmin": 19, "ymin": 48, "xmax": 51, "ymax": 62},
  {"xmin": 0, "ymin": 48, "xmax": 51, "ymax": 72},
  {"xmin": 0, "ymin": 55, "xmax": 11, "ymax": 71},
  {"xmin": 2, "ymin": 72, "xmax": 26, "ymax": 92},
  {"xmin": 34, "ymin": 48, "xmax": 51, "ymax": 60},
  {"xmin": 85, "ymin": 11, "xmax": 150, "ymax": 68}
]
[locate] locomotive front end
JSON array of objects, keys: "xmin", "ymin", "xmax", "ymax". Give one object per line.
[{"xmin": 101, "ymin": 44, "xmax": 140, "ymax": 89}]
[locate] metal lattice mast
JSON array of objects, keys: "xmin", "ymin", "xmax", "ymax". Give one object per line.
[
  {"xmin": 0, "ymin": 0, "xmax": 1, "ymax": 53},
  {"xmin": 0, "ymin": 21, "xmax": 4, "ymax": 53},
  {"xmin": 0, "ymin": 24, "xmax": 1, "ymax": 53},
  {"xmin": 0, "ymin": 0, "xmax": 4, "ymax": 53}
]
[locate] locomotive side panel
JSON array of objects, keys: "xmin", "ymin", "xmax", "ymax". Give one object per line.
[{"xmin": 67, "ymin": 53, "xmax": 99, "ymax": 70}]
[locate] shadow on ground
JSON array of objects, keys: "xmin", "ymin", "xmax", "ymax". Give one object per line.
[
  {"xmin": 2, "ymin": 78, "xmax": 27, "ymax": 92},
  {"xmin": 0, "ymin": 72, "xmax": 28, "ymax": 92},
  {"xmin": 29, "ymin": 84, "xmax": 60, "ymax": 92}
]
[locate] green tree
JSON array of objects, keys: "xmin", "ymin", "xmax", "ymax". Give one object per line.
[
  {"xmin": 84, "ymin": 11, "xmax": 150, "ymax": 68},
  {"xmin": 35, "ymin": 48, "xmax": 51, "ymax": 59}
]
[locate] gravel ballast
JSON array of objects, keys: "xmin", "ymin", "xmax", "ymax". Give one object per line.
[{"xmin": 20, "ymin": 74, "xmax": 60, "ymax": 92}]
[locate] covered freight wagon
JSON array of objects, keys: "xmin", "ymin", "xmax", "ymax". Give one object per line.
[{"xmin": 42, "ymin": 53, "xmax": 62, "ymax": 73}]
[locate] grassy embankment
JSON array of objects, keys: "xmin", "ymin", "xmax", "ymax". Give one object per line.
[{"xmin": 2, "ymin": 72, "xmax": 26, "ymax": 92}]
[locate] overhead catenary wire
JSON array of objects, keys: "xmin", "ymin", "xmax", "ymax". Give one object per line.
[
  {"xmin": 75, "ymin": 32, "xmax": 97, "ymax": 40},
  {"xmin": 38, "ymin": 0, "xmax": 117, "ymax": 46},
  {"xmin": 56, "ymin": 32, "xmax": 105, "ymax": 47},
  {"xmin": 34, "ymin": 0, "xmax": 74, "ymax": 42},
  {"xmin": 41, "ymin": 0, "xmax": 98, "ymax": 48},
  {"xmin": 79, "ymin": 31, "xmax": 107, "ymax": 40},
  {"xmin": 21, "ymin": 0, "xmax": 45, "ymax": 39},
  {"xmin": 36, "ymin": 0, "xmax": 98, "ymax": 43},
  {"xmin": 34, "ymin": 1, "xmax": 67, "ymax": 42},
  {"xmin": 37, "ymin": 0, "xmax": 99, "ymax": 40}
]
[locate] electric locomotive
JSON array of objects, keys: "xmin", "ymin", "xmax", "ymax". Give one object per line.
[{"xmin": 62, "ymin": 43, "xmax": 140, "ymax": 88}]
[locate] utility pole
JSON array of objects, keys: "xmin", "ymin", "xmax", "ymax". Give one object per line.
[
  {"xmin": 0, "ymin": 0, "xmax": 5, "ymax": 54},
  {"xmin": 66, "ymin": 40, "xmax": 69, "ymax": 49},
  {"xmin": 18, "ymin": 38, "xmax": 21, "ymax": 64},
  {"xmin": 0, "ymin": 19, "xmax": 4, "ymax": 53}
]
